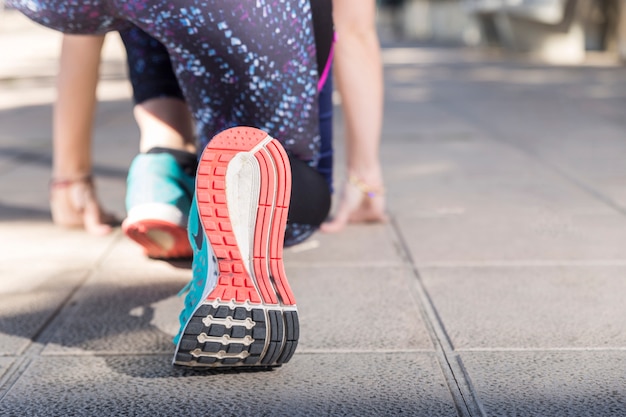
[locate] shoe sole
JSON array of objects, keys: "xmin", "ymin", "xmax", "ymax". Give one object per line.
[
  {"xmin": 173, "ymin": 127, "xmax": 298, "ymax": 368},
  {"xmin": 123, "ymin": 219, "xmax": 192, "ymax": 259}
]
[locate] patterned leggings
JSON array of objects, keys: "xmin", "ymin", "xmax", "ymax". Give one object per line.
[
  {"xmin": 10, "ymin": 0, "xmax": 328, "ymax": 167},
  {"xmin": 119, "ymin": 22, "xmax": 334, "ymax": 186}
]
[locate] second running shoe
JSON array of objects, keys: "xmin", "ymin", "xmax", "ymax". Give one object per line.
[
  {"xmin": 173, "ymin": 126, "xmax": 298, "ymax": 368},
  {"xmin": 122, "ymin": 152, "xmax": 194, "ymax": 259}
]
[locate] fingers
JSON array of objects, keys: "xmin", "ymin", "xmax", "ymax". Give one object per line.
[
  {"xmin": 321, "ymin": 185, "xmax": 388, "ymax": 234},
  {"xmin": 320, "ymin": 204, "xmax": 351, "ymax": 233},
  {"xmin": 347, "ymin": 208, "xmax": 388, "ymax": 224},
  {"xmin": 320, "ymin": 184, "xmax": 362, "ymax": 233},
  {"xmin": 82, "ymin": 199, "xmax": 114, "ymax": 236}
]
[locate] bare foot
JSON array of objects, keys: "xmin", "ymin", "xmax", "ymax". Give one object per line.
[
  {"xmin": 321, "ymin": 174, "xmax": 387, "ymax": 233},
  {"xmin": 50, "ymin": 176, "xmax": 118, "ymax": 235}
]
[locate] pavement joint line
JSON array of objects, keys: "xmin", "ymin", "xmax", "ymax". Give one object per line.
[
  {"xmin": 0, "ymin": 142, "xmax": 52, "ymax": 176},
  {"xmin": 293, "ymin": 348, "xmax": 436, "ymax": 354},
  {"xmin": 415, "ymin": 260, "xmax": 626, "ymax": 267},
  {"xmin": 389, "ymin": 216, "xmax": 485, "ymax": 417},
  {"xmin": 456, "ymin": 347, "xmax": 626, "ymax": 352},
  {"xmin": 286, "ymin": 261, "xmax": 406, "ymax": 267},
  {"xmin": 0, "ymin": 232, "xmax": 123, "ymax": 401},
  {"xmin": 431, "ymin": 96, "xmax": 626, "ymax": 220},
  {"xmin": 39, "ymin": 352, "xmax": 174, "ymax": 357}
]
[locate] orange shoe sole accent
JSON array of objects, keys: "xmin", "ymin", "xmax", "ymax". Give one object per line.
[
  {"xmin": 195, "ymin": 126, "xmax": 295, "ymax": 306},
  {"xmin": 123, "ymin": 219, "xmax": 192, "ymax": 259}
]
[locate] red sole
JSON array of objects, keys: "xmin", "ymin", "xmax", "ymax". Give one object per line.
[
  {"xmin": 195, "ymin": 126, "xmax": 295, "ymax": 306},
  {"xmin": 123, "ymin": 219, "xmax": 192, "ymax": 259}
]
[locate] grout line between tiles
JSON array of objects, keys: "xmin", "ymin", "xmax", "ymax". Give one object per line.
[
  {"xmin": 390, "ymin": 216, "xmax": 485, "ymax": 417},
  {"xmin": 457, "ymin": 347, "xmax": 626, "ymax": 352},
  {"xmin": 415, "ymin": 260, "xmax": 626, "ymax": 268},
  {"xmin": 431, "ymin": 97, "xmax": 626, "ymax": 220}
]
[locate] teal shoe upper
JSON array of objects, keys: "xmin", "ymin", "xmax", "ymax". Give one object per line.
[
  {"xmin": 173, "ymin": 195, "xmax": 218, "ymax": 345},
  {"xmin": 125, "ymin": 153, "xmax": 195, "ymax": 223}
]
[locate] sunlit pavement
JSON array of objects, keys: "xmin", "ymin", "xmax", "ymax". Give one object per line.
[{"xmin": 1, "ymin": 10, "xmax": 626, "ymax": 416}]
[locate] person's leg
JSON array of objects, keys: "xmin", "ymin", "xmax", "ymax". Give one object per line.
[
  {"xmin": 321, "ymin": 0, "xmax": 387, "ymax": 233},
  {"xmin": 120, "ymin": 16, "xmax": 334, "ymax": 252},
  {"xmin": 50, "ymin": 29, "xmax": 195, "ymax": 244},
  {"xmin": 119, "ymin": 26, "xmax": 197, "ymax": 259},
  {"xmin": 133, "ymin": 98, "xmax": 195, "ymax": 153},
  {"xmin": 9, "ymin": 0, "xmax": 331, "ymax": 231},
  {"xmin": 10, "ymin": 0, "xmax": 331, "ymax": 369},
  {"xmin": 124, "ymin": 2, "xmax": 334, "ymax": 250},
  {"xmin": 148, "ymin": 1, "xmax": 330, "ymax": 368},
  {"xmin": 50, "ymin": 34, "xmax": 118, "ymax": 236},
  {"xmin": 119, "ymin": 26, "xmax": 196, "ymax": 153}
]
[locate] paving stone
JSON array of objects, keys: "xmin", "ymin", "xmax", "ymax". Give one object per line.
[
  {"xmin": 421, "ymin": 266, "xmax": 626, "ymax": 349},
  {"xmin": 42, "ymin": 264, "xmax": 432, "ymax": 355},
  {"xmin": 0, "ymin": 161, "xmax": 54, "ymax": 216},
  {"xmin": 381, "ymin": 130, "xmax": 626, "ymax": 264},
  {"xmin": 397, "ymin": 210, "xmax": 626, "ymax": 264},
  {"xmin": 284, "ymin": 223, "xmax": 404, "ymax": 267},
  {"xmin": 0, "ymin": 223, "xmax": 118, "ymax": 268},
  {"xmin": 288, "ymin": 266, "xmax": 433, "ymax": 352},
  {"xmin": 41, "ymin": 268, "xmax": 189, "ymax": 355},
  {"xmin": 99, "ymin": 236, "xmax": 191, "ymax": 271},
  {"xmin": 0, "ymin": 12, "xmax": 62, "ymax": 82},
  {"xmin": 0, "ymin": 268, "xmax": 87, "ymax": 355},
  {"xmin": 0, "ymin": 353, "xmax": 457, "ymax": 416},
  {"xmin": 0, "ymin": 358, "xmax": 16, "ymax": 381},
  {"xmin": 461, "ymin": 351, "xmax": 626, "ymax": 417},
  {"xmin": 423, "ymin": 58, "xmax": 626, "ymax": 219}
]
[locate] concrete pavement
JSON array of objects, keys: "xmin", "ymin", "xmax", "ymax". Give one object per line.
[{"xmin": 1, "ymin": 10, "xmax": 626, "ymax": 416}]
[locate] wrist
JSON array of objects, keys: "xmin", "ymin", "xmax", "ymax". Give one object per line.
[{"xmin": 347, "ymin": 166, "xmax": 384, "ymax": 187}]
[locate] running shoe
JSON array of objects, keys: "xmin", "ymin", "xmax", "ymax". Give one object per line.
[
  {"xmin": 122, "ymin": 152, "xmax": 195, "ymax": 259},
  {"xmin": 173, "ymin": 126, "xmax": 298, "ymax": 368}
]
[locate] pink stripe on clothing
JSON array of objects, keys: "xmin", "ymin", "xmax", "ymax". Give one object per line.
[{"xmin": 317, "ymin": 32, "xmax": 337, "ymax": 91}]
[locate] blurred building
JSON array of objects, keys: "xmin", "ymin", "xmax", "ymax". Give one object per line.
[{"xmin": 380, "ymin": 0, "xmax": 626, "ymax": 64}]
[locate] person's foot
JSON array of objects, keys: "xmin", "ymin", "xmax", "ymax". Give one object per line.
[
  {"xmin": 173, "ymin": 126, "xmax": 298, "ymax": 369},
  {"xmin": 122, "ymin": 152, "xmax": 195, "ymax": 259},
  {"xmin": 50, "ymin": 176, "xmax": 118, "ymax": 236}
]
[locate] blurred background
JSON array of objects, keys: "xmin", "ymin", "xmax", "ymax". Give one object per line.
[{"xmin": 378, "ymin": 0, "xmax": 626, "ymax": 64}]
